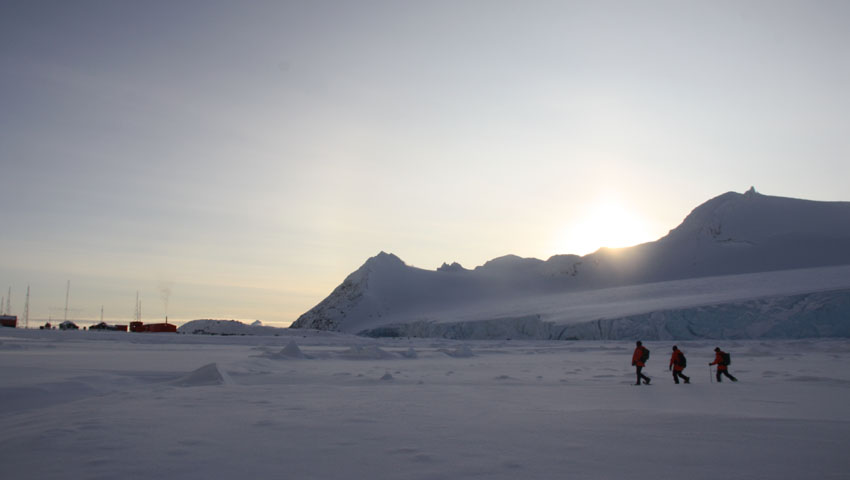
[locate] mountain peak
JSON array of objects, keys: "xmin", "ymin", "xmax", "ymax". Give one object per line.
[
  {"xmin": 477, "ymin": 255, "xmax": 543, "ymax": 268},
  {"xmin": 363, "ymin": 251, "xmax": 406, "ymax": 268},
  {"xmin": 438, "ymin": 262, "xmax": 468, "ymax": 273},
  {"xmin": 668, "ymin": 189, "xmax": 753, "ymax": 238},
  {"xmin": 663, "ymin": 188, "xmax": 850, "ymax": 250}
]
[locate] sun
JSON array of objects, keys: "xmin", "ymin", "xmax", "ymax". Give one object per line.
[{"xmin": 557, "ymin": 202, "xmax": 653, "ymax": 256}]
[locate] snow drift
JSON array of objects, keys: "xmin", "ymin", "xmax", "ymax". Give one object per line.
[
  {"xmin": 292, "ymin": 189, "xmax": 850, "ymax": 340},
  {"xmin": 171, "ymin": 363, "xmax": 226, "ymax": 387}
]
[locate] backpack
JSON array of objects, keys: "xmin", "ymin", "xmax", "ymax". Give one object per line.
[
  {"xmin": 679, "ymin": 352, "xmax": 687, "ymax": 368},
  {"xmin": 640, "ymin": 347, "xmax": 650, "ymax": 363},
  {"xmin": 722, "ymin": 352, "xmax": 731, "ymax": 366}
]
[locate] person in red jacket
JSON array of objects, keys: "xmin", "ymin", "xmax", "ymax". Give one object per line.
[
  {"xmin": 631, "ymin": 341, "xmax": 651, "ymax": 385},
  {"xmin": 709, "ymin": 347, "xmax": 738, "ymax": 382},
  {"xmin": 669, "ymin": 345, "xmax": 690, "ymax": 384}
]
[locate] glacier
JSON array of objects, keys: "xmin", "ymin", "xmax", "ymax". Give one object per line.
[{"xmin": 358, "ymin": 288, "xmax": 850, "ymax": 341}]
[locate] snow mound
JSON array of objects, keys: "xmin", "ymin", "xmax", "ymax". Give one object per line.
[
  {"xmin": 171, "ymin": 363, "xmax": 225, "ymax": 387},
  {"xmin": 339, "ymin": 345, "xmax": 396, "ymax": 360},
  {"xmin": 400, "ymin": 347, "xmax": 418, "ymax": 359},
  {"xmin": 280, "ymin": 340, "xmax": 306, "ymax": 358},
  {"xmin": 440, "ymin": 345, "xmax": 474, "ymax": 358},
  {"xmin": 261, "ymin": 340, "xmax": 310, "ymax": 359}
]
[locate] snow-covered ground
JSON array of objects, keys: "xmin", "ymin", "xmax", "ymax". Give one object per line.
[{"xmin": 2, "ymin": 328, "xmax": 849, "ymax": 479}]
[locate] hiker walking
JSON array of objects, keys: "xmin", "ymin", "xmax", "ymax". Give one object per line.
[
  {"xmin": 669, "ymin": 346, "xmax": 690, "ymax": 384},
  {"xmin": 632, "ymin": 341, "xmax": 651, "ymax": 385},
  {"xmin": 709, "ymin": 347, "xmax": 738, "ymax": 382}
]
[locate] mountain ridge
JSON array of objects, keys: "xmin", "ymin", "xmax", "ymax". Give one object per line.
[{"xmin": 291, "ymin": 189, "xmax": 850, "ymax": 338}]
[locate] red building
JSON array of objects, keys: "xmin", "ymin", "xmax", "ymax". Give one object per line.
[{"xmin": 130, "ymin": 321, "xmax": 176, "ymax": 333}]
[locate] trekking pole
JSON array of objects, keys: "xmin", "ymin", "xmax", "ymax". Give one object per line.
[{"xmin": 709, "ymin": 365, "xmax": 713, "ymax": 383}]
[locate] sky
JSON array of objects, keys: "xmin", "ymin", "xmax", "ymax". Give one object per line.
[{"xmin": 1, "ymin": 1, "xmax": 848, "ymax": 327}]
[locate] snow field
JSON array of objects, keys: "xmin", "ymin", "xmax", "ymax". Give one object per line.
[{"xmin": 1, "ymin": 330, "xmax": 849, "ymax": 479}]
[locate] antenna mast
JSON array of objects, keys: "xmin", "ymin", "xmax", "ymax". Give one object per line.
[
  {"xmin": 135, "ymin": 291, "xmax": 141, "ymax": 322},
  {"xmin": 64, "ymin": 280, "xmax": 70, "ymax": 322},
  {"xmin": 24, "ymin": 285, "xmax": 30, "ymax": 329}
]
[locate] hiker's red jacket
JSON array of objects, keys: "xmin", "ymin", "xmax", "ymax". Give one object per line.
[
  {"xmin": 710, "ymin": 351, "xmax": 728, "ymax": 371},
  {"xmin": 670, "ymin": 350, "xmax": 685, "ymax": 372},
  {"xmin": 632, "ymin": 346, "xmax": 648, "ymax": 367}
]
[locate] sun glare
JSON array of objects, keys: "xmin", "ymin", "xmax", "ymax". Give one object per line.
[{"xmin": 557, "ymin": 202, "xmax": 653, "ymax": 256}]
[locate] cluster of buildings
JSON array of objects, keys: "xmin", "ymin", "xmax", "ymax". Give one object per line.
[{"xmin": 1, "ymin": 315, "xmax": 177, "ymax": 333}]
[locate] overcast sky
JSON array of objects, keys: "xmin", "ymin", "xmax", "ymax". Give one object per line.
[{"xmin": 2, "ymin": 1, "xmax": 848, "ymax": 326}]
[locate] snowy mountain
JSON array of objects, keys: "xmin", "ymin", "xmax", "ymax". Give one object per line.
[
  {"xmin": 291, "ymin": 189, "xmax": 850, "ymax": 339},
  {"xmin": 178, "ymin": 319, "xmax": 285, "ymax": 336}
]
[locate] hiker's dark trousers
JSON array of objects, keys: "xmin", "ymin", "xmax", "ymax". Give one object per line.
[
  {"xmin": 716, "ymin": 369, "xmax": 737, "ymax": 382},
  {"xmin": 636, "ymin": 366, "xmax": 650, "ymax": 384},
  {"xmin": 673, "ymin": 370, "xmax": 689, "ymax": 383}
]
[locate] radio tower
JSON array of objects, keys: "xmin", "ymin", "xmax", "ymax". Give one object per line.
[
  {"xmin": 134, "ymin": 291, "xmax": 142, "ymax": 322},
  {"xmin": 24, "ymin": 285, "xmax": 30, "ymax": 329},
  {"xmin": 64, "ymin": 281, "xmax": 70, "ymax": 322}
]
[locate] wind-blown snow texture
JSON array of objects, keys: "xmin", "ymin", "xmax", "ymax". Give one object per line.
[
  {"xmin": 292, "ymin": 189, "xmax": 850, "ymax": 339},
  {"xmin": 2, "ymin": 329, "xmax": 849, "ymax": 480}
]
